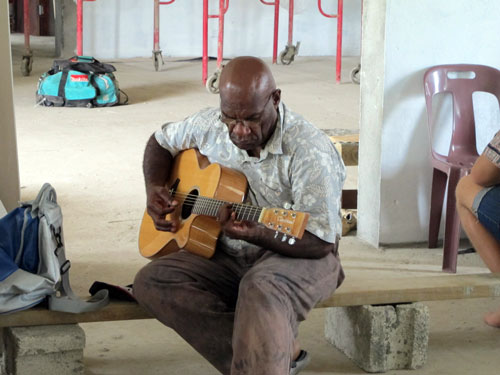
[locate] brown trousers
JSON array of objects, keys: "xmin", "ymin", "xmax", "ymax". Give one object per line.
[{"xmin": 133, "ymin": 245, "xmax": 344, "ymax": 375}]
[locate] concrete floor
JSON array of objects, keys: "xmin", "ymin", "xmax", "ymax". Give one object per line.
[{"xmin": 8, "ymin": 34, "xmax": 500, "ymax": 374}]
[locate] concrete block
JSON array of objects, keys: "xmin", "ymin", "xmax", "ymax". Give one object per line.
[
  {"xmin": 324, "ymin": 303, "xmax": 429, "ymax": 373},
  {"xmin": 4, "ymin": 324, "xmax": 85, "ymax": 375}
]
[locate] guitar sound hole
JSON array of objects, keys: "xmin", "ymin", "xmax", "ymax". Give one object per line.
[{"xmin": 181, "ymin": 189, "xmax": 199, "ymax": 220}]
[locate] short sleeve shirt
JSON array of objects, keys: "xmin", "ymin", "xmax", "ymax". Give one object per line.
[
  {"xmin": 483, "ymin": 130, "xmax": 500, "ymax": 167},
  {"xmin": 155, "ymin": 102, "xmax": 346, "ymax": 255}
]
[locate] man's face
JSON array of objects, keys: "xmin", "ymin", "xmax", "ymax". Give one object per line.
[{"xmin": 220, "ymin": 90, "xmax": 280, "ymax": 151}]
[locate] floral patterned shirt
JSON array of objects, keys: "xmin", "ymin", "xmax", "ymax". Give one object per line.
[
  {"xmin": 155, "ymin": 102, "xmax": 346, "ymax": 255},
  {"xmin": 484, "ymin": 130, "xmax": 500, "ymax": 167}
]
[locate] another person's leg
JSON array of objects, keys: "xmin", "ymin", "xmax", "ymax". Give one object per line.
[
  {"xmin": 456, "ymin": 175, "xmax": 500, "ymax": 326},
  {"xmin": 134, "ymin": 250, "xmax": 242, "ymax": 374},
  {"xmin": 230, "ymin": 250, "xmax": 344, "ymax": 375}
]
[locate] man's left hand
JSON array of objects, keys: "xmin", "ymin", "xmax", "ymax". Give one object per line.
[{"xmin": 217, "ymin": 203, "xmax": 260, "ymax": 240}]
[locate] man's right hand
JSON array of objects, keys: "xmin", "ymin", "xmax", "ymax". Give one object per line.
[{"xmin": 146, "ymin": 185, "xmax": 180, "ymax": 232}]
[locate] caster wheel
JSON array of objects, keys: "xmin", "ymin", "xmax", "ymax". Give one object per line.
[
  {"xmin": 206, "ymin": 72, "xmax": 220, "ymax": 94},
  {"xmin": 154, "ymin": 56, "xmax": 159, "ymax": 72},
  {"xmin": 350, "ymin": 64, "xmax": 360, "ymax": 84},
  {"xmin": 279, "ymin": 42, "xmax": 300, "ymax": 65},
  {"xmin": 279, "ymin": 50, "xmax": 294, "ymax": 65},
  {"xmin": 153, "ymin": 51, "xmax": 163, "ymax": 72},
  {"xmin": 21, "ymin": 56, "xmax": 32, "ymax": 76}
]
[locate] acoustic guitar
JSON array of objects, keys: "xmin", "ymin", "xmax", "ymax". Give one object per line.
[{"xmin": 138, "ymin": 148, "xmax": 310, "ymax": 259}]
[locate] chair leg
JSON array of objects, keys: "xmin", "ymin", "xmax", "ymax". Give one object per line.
[
  {"xmin": 428, "ymin": 168, "xmax": 447, "ymax": 248},
  {"xmin": 442, "ymin": 169, "xmax": 462, "ymax": 273}
]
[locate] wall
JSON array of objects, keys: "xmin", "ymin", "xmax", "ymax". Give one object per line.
[
  {"xmin": 68, "ymin": 0, "xmax": 361, "ymax": 59},
  {"xmin": 358, "ymin": 0, "xmax": 500, "ymax": 246},
  {"xmin": 0, "ymin": 1, "xmax": 20, "ymax": 211}
]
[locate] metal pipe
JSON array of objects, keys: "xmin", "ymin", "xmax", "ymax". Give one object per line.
[
  {"xmin": 288, "ymin": 0, "xmax": 294, "ymax": 45},
  {"xmin": 23, "ymin": 0, "xmax": 30, "ymax": 50},
  {"xmin": 202, "ymin": 0, "xmax": 209, "ymax": 83},
  {"xmin": 259, "ymin": 0, "xmax": 279, "ymax": 64},
  {"xmin": 336, "ymin": 0, "xmax": 343, "ymax": 83},
  {"xmin": 154, "ymin": 0, "xmax": 160, "ymax": 51},
  {"xmin": 217, "ymin": 0, "xmax": 225, "ymax": 68},
  {"xmin": 77, "ymin": 0, "xmax": 83, "ymax": 55},
  {"xmin": 273, "ymin": 0, "xmax": 279, "ymax": 63},
  {"xmin": 317, "ymin": 0, "xmax": 343, "ymax": 83},
  {"xmin": 317, "ymin": 0, "xmax": 337, "ymax": 18}
]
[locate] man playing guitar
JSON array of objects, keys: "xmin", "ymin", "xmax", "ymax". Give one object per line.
[{"xmin": 134, "ymin": 56, "xmax": 345, "ymax": 375}]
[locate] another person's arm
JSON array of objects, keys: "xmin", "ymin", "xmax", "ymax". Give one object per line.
[
  {"xmin": 471, "ymin": 155, "xmax": 500, "ymax": 187},
  {"xmin": 472, "ymin": 131, "xmax": 500, "ymax": 186}
]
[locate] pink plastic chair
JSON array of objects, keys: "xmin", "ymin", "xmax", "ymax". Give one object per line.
[{"xmin": 424, "ymin": 64, "xmax": 500, "ymax": 273}]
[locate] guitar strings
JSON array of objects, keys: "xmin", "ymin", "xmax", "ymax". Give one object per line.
[{"xmin": 169, "ymin": 191, "xmax": 263, "ymax": 219}]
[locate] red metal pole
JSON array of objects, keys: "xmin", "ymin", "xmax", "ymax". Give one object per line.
[
  {"xmin": 203, "ymin": 0, "xmax": 209, "ymax": 83},
  {"xmin": 336, "ymin": 0, "xmax": 343, "ymax": 83},
  {"xmin": 260, "ymin": 0, "xmax": 279, "ymax": 64},
  {"xmin": 154, "ymin": 0, "xmax": 160, "ymax": 51},
  {"xmin": 217, "ymin": 0, "xmax": 225, "ymax": 68},
  {"xmin": 77, "ymin": 0, "xmax": 83, "ymax": 55},
  {"xmin": 273, "ymin": 0, "xmax": 279, "ymax": 63},
  {"xmin": 288, "ymin": 0, "xmax": 294, "ymax": 45},
  {"xmin": 317, "ymin": 0, "xmax": 343, "ymax": 83},
  {"xmin": 23, "ymin": 0, "xmax": 29, "ymax": 50}
]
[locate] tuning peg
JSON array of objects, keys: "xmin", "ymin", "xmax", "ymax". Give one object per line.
[
  {"xmin": 288, "ymin": 237, "xmax": 296, "ymax": 245},
  {"xmin": 281, "ymin": 234, "xmax": 287, "ymax": 242},
  {"xmin": 274, "ymin": 231, "xmax": 279, "ymax": 239}
]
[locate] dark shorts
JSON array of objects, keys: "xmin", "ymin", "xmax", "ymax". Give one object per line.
[{"xmin": 473, "ymin": 185, "xmax": 500, "ymax": 242}]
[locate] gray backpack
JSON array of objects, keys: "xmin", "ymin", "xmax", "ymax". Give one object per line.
[{"xmin": 0, "ymin": 183, "xmax": 109, "ymax": 314}]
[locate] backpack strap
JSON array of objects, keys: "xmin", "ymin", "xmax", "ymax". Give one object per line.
[
  {"xmin": 0, "ymin": 200, "xmax": 6, "ymax": 218},
  {"xmin": 29, "ymin": 183, "xmax": 110, "ymax": 313},
  {"xmin": 48, "ymin": 225, "xmax": 109, "ymax": 313}
]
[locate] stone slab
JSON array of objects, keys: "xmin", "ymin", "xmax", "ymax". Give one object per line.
[
  {"xmin": 4, "ymin": 324, "xmax": 85, "ymax": 375},
  {"xmin": 324, "ymin": 303, "xmax": 429, "ymax": 373}
]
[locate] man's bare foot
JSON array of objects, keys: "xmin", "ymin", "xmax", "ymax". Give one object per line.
[{"xmin": 484, "ymin": 307, "xmax": 500, "ymax": 327}]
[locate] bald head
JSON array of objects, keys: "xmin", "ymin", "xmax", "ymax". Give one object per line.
[
  {"xmin": 219, "ymin": 56, "xmax": 276, "ymax": 108},
  {"xmin": 217, "ymin": 57, "xmax": 281, "ymax": 156}
]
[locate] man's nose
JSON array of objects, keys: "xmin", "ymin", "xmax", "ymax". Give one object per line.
[{"xmin": 232, "ymin": 122, "xmax": 251, "ymax": 136}]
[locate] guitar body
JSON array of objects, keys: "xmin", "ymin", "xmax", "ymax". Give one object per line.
[{"xmin": 139, "ymin": 149, "xmax": 247, "ymax": 259}]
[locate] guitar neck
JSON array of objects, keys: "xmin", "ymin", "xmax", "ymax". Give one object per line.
[
  {"xmin": 176, "ymin": 192, "xmax": 263, "ymax": 222},
  {"xmin": 171, "ymin": 190, "xmax": 309, "ymax": 240}
]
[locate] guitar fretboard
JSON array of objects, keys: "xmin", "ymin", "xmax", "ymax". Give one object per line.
[{"xmin": 175, "ymin": 192, "xmax": 263, "ymax": 222}]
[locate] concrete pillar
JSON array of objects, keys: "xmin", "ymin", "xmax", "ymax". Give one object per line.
[
  {"xmin": 3, "ymin": 325, "xmax": 85, "ymax": 375},
  {"xmin": 357, "ymin": 0, "xmax": 386, "ymax": 246},
  {"xmin": 0, "ymin": 1, "xmax": 20, "ymax": 212},
  {"xmin": 62, "ymin": 0, "xmax": 77, "ymax": 57},
  {"xmin": 54, "ymin": 0, "xmax": 63, "ymax": 57},
  {"xmin": 324, "ymin": 303, "xmax": 429, "ymax": 373}
]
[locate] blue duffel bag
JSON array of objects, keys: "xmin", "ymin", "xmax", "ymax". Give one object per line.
[{"xmin": 36, "ymin": 55, "xmax": 127, "ymax": 108}]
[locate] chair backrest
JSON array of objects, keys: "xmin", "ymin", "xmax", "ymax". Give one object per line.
[{"xmin": 423, "ymin": 64, "xmax": 500, "ymax": 161}]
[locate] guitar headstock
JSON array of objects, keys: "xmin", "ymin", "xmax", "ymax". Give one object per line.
[{"xmin": 259, "ymin": 207, "xmax": 309, "ymax": 242}]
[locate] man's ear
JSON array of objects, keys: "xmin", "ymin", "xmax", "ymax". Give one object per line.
[{"xmin": 272, "ymin": 89, "xmax": 281, "ymax": 107}]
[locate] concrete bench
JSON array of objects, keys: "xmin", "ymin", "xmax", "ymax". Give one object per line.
[{"xmin": 1, "ymin": 272, "xmax": 499, "ymax": 374}]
